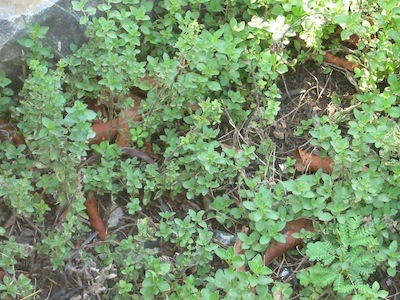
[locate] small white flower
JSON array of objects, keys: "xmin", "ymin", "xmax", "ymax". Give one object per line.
[
  {"xmin": 268, "ymin": 16, "xmax": 291, "ymax": 41},
  {"xmin": 248, "ymin": 16, "xmax": 268, "ymax": 29}
]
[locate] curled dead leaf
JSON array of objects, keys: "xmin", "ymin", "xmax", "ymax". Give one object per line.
[
  {"xmin": 115, "ymin": 103, "xmax": 142, "ymax": 147},
  {"xmin": 115, "ymin": 131, "xmax": 131, "ymax": 147},
  {"xmin": 324, "ymin": 52, "xmax": 360, "ymax": 72},
  {"xmin": 89, "ymin": 95, "xmax": 141, "ymax": 146},
  {"xmin": 0, "ymin": 269, "xmax": 6, "ymax": 281},
  {"xmin": 233, "ymin": 226, "xmax": 257, "ymax": 294},
  {"xmin": 234, "ymin": 226, "xmax": 248, "ymax": 272},
  {"xmin": 220, "ymin": 142, "xmax": 241, "ymax": 153},
  {"xmin": 294, "ymin": 148, "xmax": 333, "ymax": 174},
  {"xmin": 0, "ymin": 118, "xmax": 25, "ymax": 146},
  {"xmin": 84, "ymin": 195, "xmax": 107, "ymax": 241},
  {"xmin": 264, "ymin": 218, "xmax": 314, "ymax": 266},
  {"xmin": 89, "ymin": 119, "xmax": 119, "ymax": 145}
]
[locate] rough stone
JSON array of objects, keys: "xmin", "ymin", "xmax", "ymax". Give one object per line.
[{"xmin": 0, "ymin": 0, "xmax": 102, "ymax": 89}]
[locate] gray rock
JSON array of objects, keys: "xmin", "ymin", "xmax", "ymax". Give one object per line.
[
  {"xmin": 213, "ymin": 230, "xmax": 236, "ymax": 246},
  {"xmin": 0, "ymin": 0, "xmax": 102, "ymax": 89}
]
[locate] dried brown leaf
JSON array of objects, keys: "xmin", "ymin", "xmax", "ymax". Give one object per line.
[
  {"xmin": 234, "ymin": 226, "xmax": 248, "ymax": 272},
  {"xmin": 324, "ymin": 52, "xmax": 360, "ymax": 72},
  {"xmin": 264, "ymin": 218, "xmax": 314, "ymax": 266},
  {"xmin": 89, "ymin": 93, "xmax": 142, "ymax": 146},
  {"xmin": 84, "ymin": 195, "xmax": 107, "ymax": 241},
  {"xmin": 0, "ymin": 269, "xmax": 5, "ymax": 281},
  {"xmin": 89, "ymin": 119, "xmax": 119, "ymax": 145},
  {"xmin": 294, "ymin": 148, "xmax": 333, "ymax": 174}
]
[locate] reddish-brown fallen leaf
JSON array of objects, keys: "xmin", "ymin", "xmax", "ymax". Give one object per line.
[
  {"xmin": 115, "ymin": 131, "xmax": 130, "ymax": 147},
  {"xmin": 89, "ymin": 119, "xmax": 120, "ymax": 145},
  {"xmin": 0, "ymin": 118, "xmax": 25, "ymax": 146},
  {"xmin": 233, "ymin": 226, "xmax": 256, "ymax": 294},
  {"xmin": 11, "ymin": 132, "xmax": 25, "ymax": 146},
  {"xmin": 115, "ymin": 93, "xmax": 142, "ymax": 147},
  {"xmin": 89, "ymin": 109, "xmax": 140, "ymax": 146},
  {"xmin": 234, "ymin": 226, "xmax": 248, "ymax": 272},
  {"xmin": 144, "ymin": 142, "xmax": 154, "ymax": 154},
  {"xmin": 220, "ymin": 142, "xmax": 242, "ymax": 153},
  {"xmin": 294, "ymin": 148, "xmax": 333, "ymax": 174},
  {"xmin": 115, "ymin": 106, "xmax": 141, "ymax": 147},
  {"xmin": 333, "ymin": 17, "xmax": 374, "ymax": 48},
  {"xmin": 346, "ymin": 34, "xmax": 359, "ymax": 47},
  {"xmin": 264, "ymin": 218, "xmax": 314, "ymax": 266},
  {"xmin": 332, "ymin": 26, "xmax": 359, "ymax": 47},
  {"xmin": 0, "ymin": 269, "xmax": 5, "ymax": 281},
  {"xmin": 90, "ymin": 95, "xmax": 142, "ymax": 146},
  {"xmin": 3, "ymin": 211, "xmax": 17, "ymax": 229},
  {"xmin": 324, "ymin": 52, "xmax": 360, "ymax": 72},
  {"xmin": 84, "ymin": 195, "xmax": 107, "ymax": 241}
]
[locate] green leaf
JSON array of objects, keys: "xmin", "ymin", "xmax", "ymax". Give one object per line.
[
  {"xmin": 387, "ymin": 267, "xmax": 396, "ymax": 277},
  {"xmin": 206, "ymin": 0, "xmax": 224, "ymax": 12},
  {"xmin": 250, "ymin": 211, "xmax": 262, "ymax": 222},
  {"xmin": 17, "ymin": 38, "xmax": 34, "ymax": 48},
  {"xmin": 0, "ymin": 76, "xmax": 12, "ymax": 88},
  {"xmin": 243, "ymin": 201, "xmax": 256, "ymax": 210},
  {"xmin": 158, "ymin": 280, "xmax": 170, "ymax": 292},
  {"xmin": 138, "ymin": 79, "xmax": 151, "ymax": 91},
  {"xmin": 306, "ymin": 241, "xmax": 334, "ymax": 261},
  {"xmin": 71, "ymin": 0, "xmax": 88, "ymax": 11},
  {"xmin": 315, "ymin": 211, "xmax": 333, "ymax": 221},
  {"xmin": 80, "ymin": 15, "xmax": 89, "ymax": 25},
  {"xmin": 276, "ymin": 63, "xmax": 288, "ymax": 74},
  {"xmin": 208, "ymin": 81, "xmax": 221, "ymax": 91},
  {"xmin": 248, "ymin": 254, "xmax": 264, "ymax": 273}
]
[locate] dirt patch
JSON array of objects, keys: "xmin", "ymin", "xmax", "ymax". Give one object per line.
[{"xmin": 275, "ymin": 61, "xmax": 356, "ymax": 153}]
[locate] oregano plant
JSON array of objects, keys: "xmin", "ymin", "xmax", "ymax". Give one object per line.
[{"xmin": 0, "ymin": 0, "xmax": 398, "ymax": 298}]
